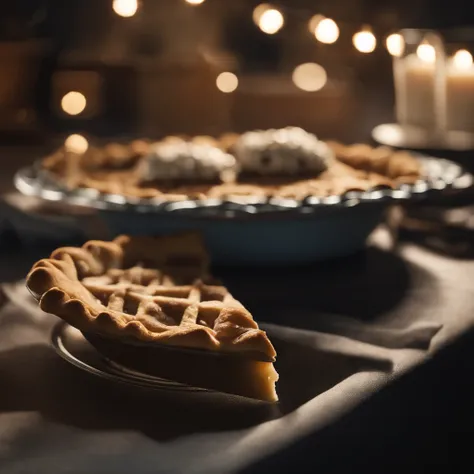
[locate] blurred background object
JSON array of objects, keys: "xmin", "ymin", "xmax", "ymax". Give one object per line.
[
  {"xmin": 1, "ymin": 0, "xmax": 453, "ymax": 143},
  {"xmin": 0, "ymin": 2, "xmax": 49, "ymax": 137}
]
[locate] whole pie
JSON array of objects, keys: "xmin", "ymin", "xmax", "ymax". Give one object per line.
[
  {"xmin": 41, "ymin": 127, "xmax": 422, "ymax": 202},
  {"xmin": 26, "ymin": 233, "xmax": 279, "ymax": 401}
]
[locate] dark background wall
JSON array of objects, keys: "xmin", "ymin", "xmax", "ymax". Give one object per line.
[{"xmin": 1, "ymin": 0, "xmax": 473, "ymax": 141}]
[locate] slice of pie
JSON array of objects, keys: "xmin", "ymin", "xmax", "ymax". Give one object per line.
[
  {"xmin": 40, "ymin": 127, "xmax": 422, "ymax": 202},
  {"xmin": 26, "ymin": 233, "xmax": 278, "ymax": 402}
]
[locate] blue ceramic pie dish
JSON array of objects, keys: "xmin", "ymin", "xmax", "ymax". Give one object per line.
[
  {"xmin": 99, "ymin": 201, "xmax": 386, "ymax": 265},
  {"xmin": 14, "ymin": 155, "xmax": 470, "ymax": 265}
]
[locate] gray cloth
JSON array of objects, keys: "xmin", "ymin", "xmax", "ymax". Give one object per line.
[{"xmin": 0, "ymin": 231, "xmax": 473, "ymax": 474}]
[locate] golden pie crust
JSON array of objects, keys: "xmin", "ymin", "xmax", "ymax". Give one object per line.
[
  {"xmin": 41, "ymin": 135, "xmax": 422, "ymax": 202},
  {"xmin": 26, "ymin": 233, "xmax": 278, "ymax": 401}
]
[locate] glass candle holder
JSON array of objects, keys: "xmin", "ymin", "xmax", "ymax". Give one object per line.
[
  {"xmin": 441, "ymin": 28, "xmax": 474, "ymax": 135},
  {"xmin": 392, "ymin": 29, "xmax": 446, "ymax": 138}
]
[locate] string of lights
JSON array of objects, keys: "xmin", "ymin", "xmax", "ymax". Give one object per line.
[
  {"xmin": 251, "ymin": 3, "xmax": 406, "ymax": 56},
  {"xmin": 111, "ymin": 0, "xmax": 406, "ymax": 56},
  {"xmin": 109, "ymin": 0, "xmax": 474, "ymax": 60},
  {"xmin": 59, "ymin": 0, "xmax": 473, "ymax": 117},
  {"xmin": 106, "ymin": 0, "xmax": 406, "ymax": 96}
]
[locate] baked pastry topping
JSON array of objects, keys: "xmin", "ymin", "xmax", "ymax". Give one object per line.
[
  {"xmin": 233, "ymin": 127, "xmax": 334, "ymax": 176},
  {"xmin": 139, "ymin": 138, "xmax": 237, "ymax": 183},
  {"xmin": 40, "ymin": 129, "xmax": 422, "ymax": 202},
  {"xmin": 26, "ymin": 233, "xmax": 278, "ymax": 401},
  {"xmin": 325, "ymin": 141, "xmax": 421, "ymax": 180}
]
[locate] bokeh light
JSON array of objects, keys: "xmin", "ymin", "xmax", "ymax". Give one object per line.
[
  {"xmin": 216, "ymin": 72, "xmax": 239, "ymax": 93},
  {"xmin": 386, "ymin": 33, "xmax": 404, "ymax": 57},
  {"xmin": 65, "ymin": 134, "xmax": 89, "ymax": 154},
  {"xmin": 292, "ymin": 63, "xmax": 327, "ymax": 92},
  {"xmin": 353, "ymin": 28, "xmax": 377, "ymax": 53},
  {"xmin": 253, "ymin": 4, "xmax": 284, "ymax": 35},
  {"xmin": 112, "ymin": 0, "xmax": 138, "ymax": 18},
  {"xmin": 313, "ymin": 17, "xmax": 339, "ymax": 44},
  {"xmin": 61, "ymin": 91, "xmax": 87, "ymax": 116}
]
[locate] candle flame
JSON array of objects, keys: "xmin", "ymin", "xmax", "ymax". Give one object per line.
[
  {"xmin": 416, "ymin": 43, "xmax": 436, "ymax": 63},
  {"xmin": 453, "ymin": 49, "xmax": 473, "ymax": 69}
]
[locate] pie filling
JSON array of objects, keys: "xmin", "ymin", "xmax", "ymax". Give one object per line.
[
  {"xmin": 41, "ymin": 128, "xmax": 421, "ymax": 201},
  {"xmin": 84, "ymin": 332, "xmax": 279, "ymax": 402}
]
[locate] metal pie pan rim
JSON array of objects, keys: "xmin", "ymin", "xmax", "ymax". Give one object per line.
[{"xmin": 14, "ymin": 155, "xmax": 471, "ymax": 219}]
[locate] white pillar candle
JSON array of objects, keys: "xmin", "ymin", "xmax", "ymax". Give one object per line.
[
  {"xmin": 446, "ymin": 49, "xmax": 474, "ymax": 132},
  {"xmin": 395, "ymin": 52, "xmax": 436, "ymax": 129}
]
